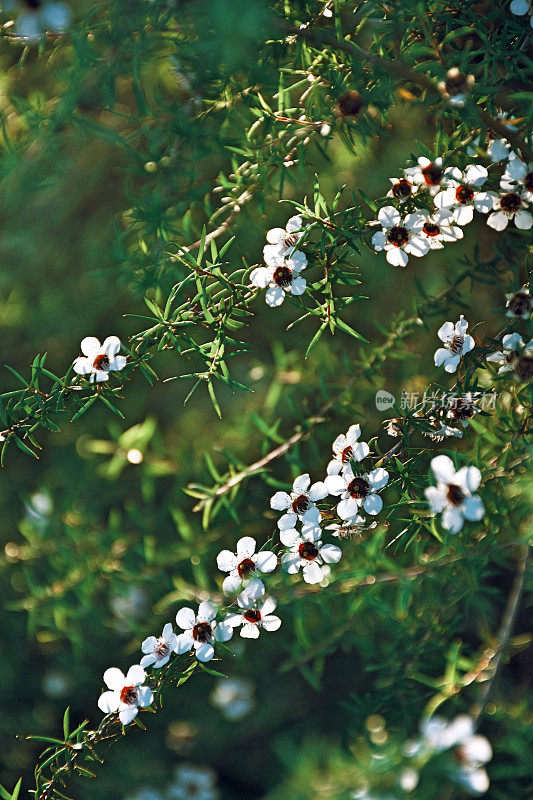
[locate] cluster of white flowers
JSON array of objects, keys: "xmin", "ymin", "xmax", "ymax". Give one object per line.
[
  {"xmin": 250, "ymin": 215, "xmax": 308, "ymax": 307},
  {"xmin": 371, "ymin": 149, "xmax": 532, "ymax": 268}
]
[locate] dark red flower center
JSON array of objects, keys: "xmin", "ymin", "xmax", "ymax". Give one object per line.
[
  {"xmin": 524, "ymin": 172, "xmax": 533, "ymax": 192},
  {"xmin": 500, "ymin": 192, "xmax": 522, "ymax": 214},
  {"xmin": 455, "ymin": 184, "xmax": 474, "ymax": 204},
  {"xmin": 93, "ymin": 353, "xmax": 110, "ymax": 371},
  {"xmin": 243, "ymin": 609, "xmax": 262, "ymax": 623},
  {"xmin": 422, "ymin": 162, "xmax": 443, "ymax": 186},
  {"xmin": 451, "ymin": 398, "xmax": 475, "ymax": 420},
  {"xmin": 273, "ymin": 266, "xmax": 292, "ymax": 288},
  {"xmin": 155, "ymin": 639, "xmax": 170, "ymax": 658},
  {"xmin": 192, "ymin": 621, "xmax": 212, "ymax": 643},
  {"xmin": 447, "ymin": 334, "xmax": 464, "ymax": 355},
  {"xmin": 446, "ymin": 483, "xmax": 465, "ymax": 506},
  {"xmin": 508, "ymin": 292, "xmax": 532, "ymax": 316},
  {"xmin": 515, "ymin": 355, "xmax": 533, "ymax": 381},
  {"xmin": 341, "ymin": 445, "xmax": 354, "ymax": 463},
  {"xmin": 347, "ymin": 477, "xmax": 370, "ymax": 499},
  {"xmin": 391, "ymin": 178, "xmax": 412, "ymax": 198},
  {"xmin": 237, "ymin": 558, "xmax": 256, "ymax": 578},
  {"xmin": 119, "ymin": 685, "xmax": 138, "ymax": 705},
  {"xmin": 298, "ymin": 541, "xmax": 319, "ymax": 561},
  {"xmin": 292, "ymin": 494, "xmax": 310, "ymax": 514},
  {"xmin": 387, "ymin": 226, "xmax": 409, "ymax": 247},
  {"xmin": 445, "ymin": 72, "xmax": 469, "ymax": 95},
  {"xmin": 423, "ymin": 222, "xmax": 440, "ymax": 237}
]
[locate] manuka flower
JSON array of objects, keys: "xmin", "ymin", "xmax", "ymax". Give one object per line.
[
  {"xmin": 486, "ymin": 332, "xmax": 533, "ymax": 379},
  {"xmin": 73, "ymin": 336, "xmax": 127, "ymax": 383},
  {"xmin": 3, "ymin": 0, "xmax": 71, "ymax": 42},
  {"xmin": 418, "ymin": 715, "xmax": 492, "ymax": 794},
  {"xmin": 280, "ymin": 524, "xmax": 342, "ymax": 584},
  {"xmin": 386, "ymin": 176, "xmax": 416, "ymax": 202},
  {"xmin": 404, "ymin": 156, "xmax": 444, "ymax": 195},
  {"xmin": 250, "ymin": 253, "xmax": 306, "ymax": 308},
  {"xmin": 97, "ymin": 665, "xmax": 153, "ymax": 725},
  {"xmin": 226, "ymin": 591, "xmax": 282, "ymax": 638},
  {"xmin": 326, "ymin": 424, "xmax": 370, "ymax": 476},
  {"xmin": 216, "ymin": 536, "xmax": 277, "ymax": 594},
  {"xmin": 270, "ymin": 472, "xmax": 328, "ymax": 530},
  {"xmin": 433, "ymin": 315, "xmax": 475, "ymax": 373},
  {"xmin": 487, "ymin": 181, "xmax": 533, "ymax": 231},
  {"xmin": 418, "ymin": 209, "xmax": 463, "ymax": 249},
  {"xmin": 434, "ymin": 165, "xmax": 495, "ymax": 225},
  {"xmin": 425, "ymin": 455, "xmax": 484, "ymax": 534},
  {"xmin": 140, "ymin": 623, "xmax": 178, "ymax": 669},
  {"xmin": 505, "ymin": 286, "xmax": 531, "ymax": 319},
  {"xmin": 325, "ymin": 465, "xmax": 389, "ymax": 518},
  {"xmin": 370, "ymin": 206, "xmax": 429, "ymax": 267},
  {"xmin": 500, "ymin": 158, "xmax": 533, "ymax": 201},
  {"xmin": 263, "ymin": 215, "xmax": 306, "ymax": 262},
  {"xmin": 175, "ymin": 601, "xmax": 233, "ymax": 663},
  {"xmin": 168, "ymin": 764, "xmax": 220, "ymax": 800},
  {"xmin": 438, "ymin": 67, "xmax": 475, "ymax": 107}
]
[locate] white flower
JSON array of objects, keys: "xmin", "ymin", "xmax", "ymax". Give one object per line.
[
  {"xmin": 371, "ymin": 206, "xmax": 429, "ymax": 267},
  {"xmin": 418, "ymin": 209, "xmax": 463, "ymax": 249},
  {"xmin": 424, "ymin": 455, "xmax": 485, "ymax": 534},
  {"xmin": 216, "ymin": 536, "xmax": 277, "ymax": 594},
  {"xmin": 438, "ymin": 67, "xmax": 475, "ymax": 107},
  {"xmin": 486, "ymin": 332, "xmax": 533, "ymax": 376},
  {"xmin": 263, "ymin": 215, "xmax": 306, "ymax": 262},
  {"xmin": 326, "ymin": 424, "xmax": 370, "ymax": 476},
  {"xmin": 226, "ymin": 591, "xmax": 282, "ymax": 638},
  {"xmin": 506, "ymin": 286, "xmax": 531, "ymax": 319},
  {"xmin": 434, "ymin": 165, "xmax": 496, "ymax": 225},
  {"xmin": 487, "ymin": 187, "xmax": 533, "ymax": 232},
  {"xmin": 270, "ymin": 472, "xmax": 328, "ymax": 530},
  {"xmin": 73, "ymin": 336, "xmax": 127, "ymax": 383},
  {"xmin": 210, "ymin": 676, "xmax": 255, "ymax": 721},
  {"xmin": 325, "ymin": 465, "xmax": 389, "ymax": 518},
  {"xmin": 433, "ymin": 315, "xmax": 475, "ymax": 373},
  {"xmin": 140, "ymin": 623, "xmax": 178, "ymax": 669},
  {"xmin": 250, "ymin": 252, "xmax": 307, "ymax": 308},
  {"xmin": 419, "ymin": 715, "xmax": 492, "ymax": 794},
  {"xmin": 97, "ymin": 665, "xmax": 153, "ymax": 725},
  {"xmin": 386, "ymin": 176, "xmax": 416, "ymax": 202},
  {"xmin": 168, "ymin": 764, "xmax": 219, "ymax": 800},
  {"xmin": 3, "ymin": 0, "xmax": 71, "ymax": 42},
  {"xmin": 510, "ymin": 0, "xmax": 533, "ymax": 26},
  {"xmin": 280, "ymin": 524, "xmax": 342, "ymax": 584},
  {"xmin": 500, "ymin": 158, "xmax": 533, "ymax": 200},
  {"xmin": 174, "ymin": 601, "xmax": 233, "ymax": 663},
  {"xmin": 325, "ymin": 516, "xmax": 377, "ymax": 539},
  {"xmin": 404, "ymin": 157, "xmax": 444, "ymax": 195}
]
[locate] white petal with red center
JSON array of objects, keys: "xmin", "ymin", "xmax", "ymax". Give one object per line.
[
  {"xmin": 110, "ymin": 355, "xmax": 127, "ymax": 372},
  {"xmin": 404, "ymin": 236, "xmax": 430, "ymax": 257},
  {"xmin": 136, "ymin": 686, "xmax": 153, "ymax": 708},
  {"xmin": 240, "ymin": 623, "xmax": 260, "ymax": 639},
  {"xmin": 222, "ymin": 575, "xmax": 242, "ymax": 594},
  {"xmin": 250, "ymin": 266, "xmax": 272, "ymax": 288},
  {"xmin": 378, "ymin": 206, "xmax": 400, "ymax": 227},
  {"xmin": 126, "ymin": 665, "xmax": 145, "ymax": 685},
  {"xmin": 434, "ymin": 188, "xmax": 456, "ymax": 209},
  {"xmin": 453, "ymin": 205, "xmax": 474, "ymax": 225},
  {"xmin": 255, "ymin": 550, "xmax": 277, "ymax": 572},
  {"xmin": 270, "ymin": 491, "xmax": 291, "ymax": 511},
  {"xmin": 464, "ymin": 164, "xmax": 488, "ymax": 186},
  {"xmin": 118, "ymin": 705, "xmax": 138, "ymax": 725},
  {"xmin": 337, "ymin": 497, "xmax": 359, "ymax": 520},
  {"xmin": 425, "ymin": 486, "xmax": 447, "ymax": 514},
  {"xmin": 278, "ymin": 512, "xmax": 298, "ymax": 530},
  {"xmin": 174, "ymin": 633, "xmax": 194, "ymax": 653},
  {"xmin": 444, "ymin": 353, "xmax": 461, "ymax": 372},
  {"xmin": 386, "ymin": 248, "xmax": 409, "ymax": 267},
  {"xmin": 280, "ymin": 528, "xmax": 301, "ymax": 547},
  {"xmin": 455, "ymin": 465, "xmax": 481, "ymax": 493},
  {"xmin": 404, "ymin": 212, "xmax": 425, "ymax": 230},
  {"xmin": 198, "ymin": 600, "xmax": 217, "ymax": 623},
  {"xmin": 176, "ymin": 607, "xmax": 196, "ymax": 630},
  {"xmin": 437, "ymin": 321, "xmax": 455, "ymax": 342},
  {"xmin": 72, "ymin": 357, "xmax": 92, "ymax": 375},
  {"xmin": 319, "ymin": 543, "xmax": 342, "ymax": 563},
  {"xmin": 290, "ymin": 276, "xmax": 306, "ymax": 295},
  {"xmin": 431, "ymin": 455, "xmax": 456, "ymax": 485},
  {"xmin": 461, "ymin": 334, "xmax": 475, "ymax": 354},
  {"xmin": 236, "ymin": 536, "xmax": 256, "ymax": 559},
  {"xmin": 371, "ymin": 231, "xmax": 387, "ymax": 250},
  {"xmin": 281, "ymin": 551, "xmax": 301, "ymax": 574},
  {"xmin": 103, "ymin": 667, "xmax": 125, "ymax": 691},
  {"xmin": 93, "ymin": 370, "xmax": 109, "ymax": 383},
  {"xmin": 265, "ymin": 286, "xmax": 285, "ymax": 307},
  {"xmin": 514, "ymin": 209, "xmax": 533, "ymax": 229},
  {"xmin": 141, "ymin": 636, "xmax": 157, "ymax": 654},
  {"xmin": 441, "ymin": 505, "xmax": 464, "ymax": 534},
  {"xmin": 98, "ymin": 690, "xmax": 120, "ymax": 714},
  {"xmin": 368, "ymin": 467, "xmax": 389, "ymax": 491},
  {"xmin": 363, "ymin": 494, "xmax": 383, "ymax": 515},
  {"xmin": 217, "ymin": 549, "xmax": 238, "ymax": 572},
  {"xmin": 266, "ymin": 227, "xmax": 286, "ymax": 245},
  {"xmin": 80, "ymin": 337, "xmax": 101, "ymax": 357},
  {"xmin": 308, "ymin": 480, "xmax": 328, "ymax": 501},
  {"xmin": 325, "ymin": 474, "xmax": 347, "ymax": 496},
  {"xmin": 293, "ymin": 473, "xmax": 311, "ymax": 493},
  {"xmin": 463, "ymin": 495, "xmax": 485, "ymax": 522},
  {"xmin": 262, "ymin": 615, "xmax": 282, "ymax": 631},
  {"xmin": 193, "ymin": 642, "xmax": 214, "ymax": 661},
  {"xmin": 214, "ymin": 620, "xmax": 234, "ymax": 642},
  {"xmin": 287, "ymin": 251, "xmax": 307, "ymax": 272},
  {"xmin": 260, "ymin": 596, "xmax": 277, "ymax": 615},
  {"xmin": 102, "ymin": 336, "xmax": 121, "ymax": 357},
  {"xmin": 302, "ymin": 561, "xmax": 324, "ymax": 584}
]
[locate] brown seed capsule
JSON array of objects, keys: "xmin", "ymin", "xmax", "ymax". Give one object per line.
[{"xmin": 336, "ymin": 90, "xmax": 364, "ymax": 119}]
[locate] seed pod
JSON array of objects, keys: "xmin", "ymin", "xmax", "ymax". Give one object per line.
[{"xmin": 335, "ymin": 90, "xmax": 364, "ymax": 119}]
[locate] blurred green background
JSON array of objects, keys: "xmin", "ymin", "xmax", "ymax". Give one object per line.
[{"xmin": 0, "ymin": 2, "xmax": 532, "ymax": 799}]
